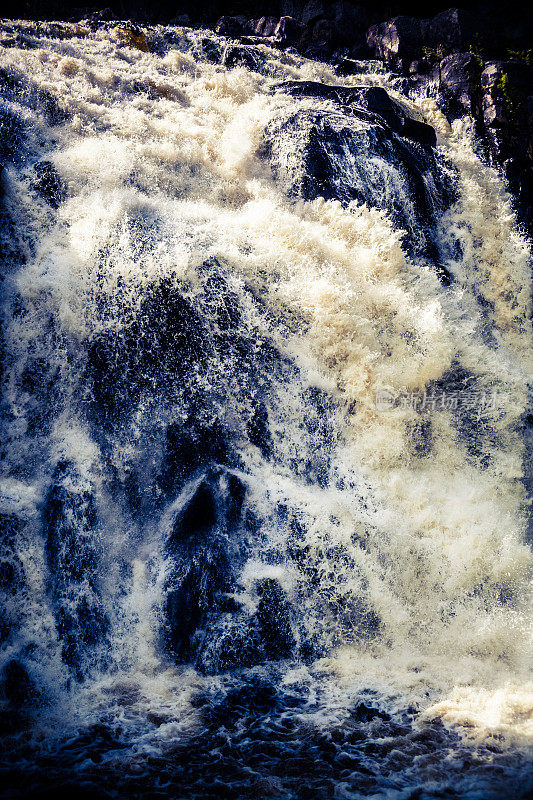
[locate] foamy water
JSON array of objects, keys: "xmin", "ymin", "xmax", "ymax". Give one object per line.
[{"xmin": 0, "ymin": 19, "xmax": 532, "ymax": 799}]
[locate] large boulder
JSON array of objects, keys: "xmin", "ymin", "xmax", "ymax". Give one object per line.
[
  {"xmin": 421, "ymin": 8, "xmax": 475, "ymax": 54},
  {"xmin": 214, "ymin": 16, "xmax": 243, "ymax": 37},
  {"xmin": 366, "ymin": 16, "xmax": 423, "ymax": 72},
  {"xmin": 269, "ymin": 82, "xmax": 452, "ymax": 260},
  {"xmin": 221, "ymin": 43, "xmax": 260, "ymax": 71},
  {"xmin": 274, "ymin": 16, "xmax": 303, "ymax": 48},
  {"xmin": 436, "ymin": 52, "xmax": 482, "ymax": 118},
  {"xmin": 243, "ymin": 16, "xmax": 279, "ymax": 37},
  {"xmin": 367, "ymin": 9, "xmax": 476, "ymax": 73},
  {"xmin": 276, "ymin": 82, "xmax": 437, "ymax": 145}
]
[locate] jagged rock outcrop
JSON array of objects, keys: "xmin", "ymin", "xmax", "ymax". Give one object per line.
[
  {"xmin": 420, "ymin": 8, "xmax": 475, "ymax": 54},
  {"xmin": 480, "ymin": 60, "xmax": 533, "ymax": 229},
  {"xmin": 366, "ymin": 8, "xmax": 476, "ymax": 72},
  {"xmin": 269, "ymin": 82, "xmax": 452, "ymax": 261},
  {"xmin": 273, "ymin": 15, "xmax": 303, "ymax": 47}
]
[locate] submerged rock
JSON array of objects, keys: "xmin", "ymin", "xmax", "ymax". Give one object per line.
[
  {"xmin": 255, "ymin": 577, "xmax": 295, "ymax": 660},
  {"xmin": 32, "ymin": 161, "xmax": 65, "ymax": 208},
  {"xmin": 43, "ymin": 461, "xmax": 108, "ymax": 676},
  {"xmin": 164, "ymin": 466, "xmax": 246, "ymax": 664}
]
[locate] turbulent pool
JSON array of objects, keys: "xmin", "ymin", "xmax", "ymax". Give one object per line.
[{"xmin": 0, "ymin": 19, "xmax": 532, "ymax": 799}]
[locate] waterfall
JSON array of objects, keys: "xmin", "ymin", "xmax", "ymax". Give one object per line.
[{"xmin": 0, "ymin": 20, "xmax": 532, "ymax": 799}]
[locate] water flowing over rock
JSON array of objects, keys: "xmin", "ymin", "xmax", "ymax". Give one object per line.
[
  {"xmin": 0, "ymin": 17, "xmax": 532, "ymax": 800},
  {"xmin": 268, "ymin": 82, "xmax": 450, "ymax": 259},
  {"xmin": 43, "ymin": 462, "xmax": 109, "ymax": 676}
]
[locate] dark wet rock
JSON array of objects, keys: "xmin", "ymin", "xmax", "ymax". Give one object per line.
[
  {"xmin": 1, "ymin": 659, "xmax": 35, "ymax": 707},
  {"xmin": 246, "ymin": 398, "xmax": 272, "ymax": 459},
  {"xmin": 82, "ymin": 8, "xmax": 118, "ymax": 28},
  {"xmin": 276, "ymin": 82, "xmax": 437, "ymax": 146},
  {"xmin": 274, "ymin": 16, "xmax": 303, "ymax": 48},
  {"xmin": 0, "ymin": 32, "xmax": 35, "ymax": 49},
  {"xmin": 255, "ymin": 577, "xmax": 295, "ymax": 659},
  {"xmin": 421, "ymin": 8, "xmax": 475, "ymax": 54},
  {"xmin": 0, "ymin": 104, "xmax": 24, "ymax": 164},
  {"xmin": 266, "ymin": 91, "xmax": 452, "ymax": 258},
  {"xmin": 221, "ymin": 43, "xmax": 259, "ymax": 71},
  {"xmin": 244, "ymin": 16, "xmax": 279, "ymax": 37},
  {"xmin": 214, "ymin": 15, "xmax": 243, "ymax": 37},
  {"xmin": 159, "ymin": 416, "xmax": 232, "ymax": 497},
  {"xmin": 351, "ymin": 701, "xmax": 390, "ymax": 722},
  {"xmin": 480, "ymin": 60, "xmax": 533, "ymax": 230},
  {"xmin": 164, "ymin": 466, "xmax": 246, "ymax": 664},
  {"xmin": 0, "ymin": 66, "xmax": 68, "ymax": 127},
  {"xmin": 366, "ymin": 16, "xmax": 423, "ymax": 72},
  {"xmin": 43, "ymin": 461, "xmax": 108, "ymax": 675},
  {"xmin": 0, "ymin": 514, "xmax": 26, "ymax": 646},
  {"xmin": 437, "ymin": 52, "xmax": 482, "ymax": 118},
  {"xmin": 194, "ymin": 35, "xmax": 222, "ymax": 64},
  {"xmin": 87, "ymin": 276, "xmax": 207, "ymax": 426},
  {"xmin": 0, "ymin": 513, "xmax": 25, "ymax": 596},
  {"xmin": 32, "ymin": 161, "xmax": 65, "ymax": 208}
]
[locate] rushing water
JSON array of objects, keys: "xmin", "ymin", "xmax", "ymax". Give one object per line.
[{"xmin": 0, "ymin": 19, "xmax": 532, "ymax": 799}]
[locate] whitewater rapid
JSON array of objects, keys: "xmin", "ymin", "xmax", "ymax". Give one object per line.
[{"xmin": 0, "ymin": 18, "xmax": 532, "ymax": 798}]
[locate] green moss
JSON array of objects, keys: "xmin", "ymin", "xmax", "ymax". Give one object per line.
[
  {"xmin": 422, "ymin": 43, "xmax": 449, "ymax": 64},
  {"xmin": 506, "ymin": 48, "xmax": 532, "ymax": 66},
  {"xmin": 468, "ymin": 40, "xmax": 485, "ymax": 70},
  {"xmin": 495, "ymin": 72, "xmax": 517, "ymax": 121}
]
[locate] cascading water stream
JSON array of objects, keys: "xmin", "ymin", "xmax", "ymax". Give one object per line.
[{"xmin": 0, "ymin": 19, "xmax": 532, "ymax": 799}]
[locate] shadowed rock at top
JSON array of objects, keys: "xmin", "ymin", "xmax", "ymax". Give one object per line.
[{"xmin": 268, "ymin": 81, "xmax": 453, "ymax": 262}]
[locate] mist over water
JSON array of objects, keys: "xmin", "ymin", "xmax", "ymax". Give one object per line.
[{"xmin": 0, "ymin": 19, "xmax": 532, "ymax": 799}]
